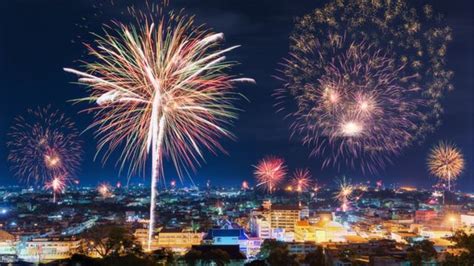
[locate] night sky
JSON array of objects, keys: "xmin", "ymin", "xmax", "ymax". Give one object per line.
[{"xmin": 1, "ymin": 0, "xmax": 472, "ymax": 190}]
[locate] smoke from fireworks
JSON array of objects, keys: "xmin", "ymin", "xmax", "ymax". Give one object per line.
[
  {"xmin": 254, "ymin": 156, "xmax": 287, "ymax": 193},
  {"xmin": 278, "ymin": 0, "xmax": 453, "ymax": 172},
  {"xmin": 7, "ymin": 106, "xmax": 82, "ymax": 185},
  {"xmin": 291, "ymin": 168, "xmax": 312, "ymax": 192},
  {"xmin": 427, "ymin": 141, "xmax": 464, "ymax": 191},
  {"xmin": 65, "ymin": 2, "xmax": 253, "ymax": 250}
]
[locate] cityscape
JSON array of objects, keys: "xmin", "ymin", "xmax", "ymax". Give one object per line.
[{"xmin": 1, "ymin": 0, "xmax": 473, "ymax": 265}]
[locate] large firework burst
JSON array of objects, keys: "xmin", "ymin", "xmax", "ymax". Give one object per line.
[
  {"xmin": 64, "ymin": 3, "xmax": 253, "ymax": 250},
  {"xmin": 278, "ymin": 0, "xmax": 453, "ymax": 172},
  {"xmin": 427, "ymin": 141, "xmax": 464, "ymax": 191},
  {"xmin": 7, "ymin": 106, "xmax": 82, "ymax": 185},
  {"xmin": 254, "ymin": 156, "xmax": 287, "ymax": 193}
]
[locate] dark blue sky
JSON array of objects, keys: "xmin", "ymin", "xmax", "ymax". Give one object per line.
[{"xmin": 1, "ymin": 0, "xmax": 472, "ymax": 190}]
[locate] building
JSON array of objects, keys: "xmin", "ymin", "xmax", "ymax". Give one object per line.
[
  {"xmin": 295, "ymin": 220, "xmax": 317, "ymax": 242},
  {"xmin": 134, "ymin": 228, "xmax": 159, "ymax": 250},
  {"xmin": 203, "ymin": 228, "xmax": 250, "ymax": 256},
  {"xmin": 0, "ymin": 230, "xmax": 17, "ymax": 263},
  {"xmin": 249, "ymin": 215, "xmax": 271, "ymax": 239},
  {"xmin": 270, "ymin": 205, "xmax": 302, "ymax": 233},
  {"xmin": 415, "ymin": 210, "xmax": 438, "ymax": 223},
  {"xmin": 157, "ymin": 228, "xmax": 204, "ymax": 253},
  {"xmin": 18, "ymin": 237, "xmax": 81, "ymax": 263},
  {"xmin": 460, "ymin": 213, "xmax": 474, "ymax": 227},
  {"xmin": 288, "ymin": 241, "xmax": 318, "ymax": 256}
]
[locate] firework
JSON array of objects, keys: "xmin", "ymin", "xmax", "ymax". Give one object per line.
[
  {"xmin": 291, "ymin": 168, "xmax": 312, "ymax": 193},
  {"xmin": 278, "ymin": 0, "xmax": 453, "ymax": 172},
  {"xmin": 334, "ymin": 177, "xmax": 354, "ymax": 212},
  {"xmin": 7, "ymin": 106, "xmax": 82, "ymax": 185},
  {"xmin": 427, "ymin": 141, "xmax": 464, "ymax": 191},
  {"xmin": 44, "ymin": 175, "xmax": 67, "ymax": 203},
  {"xmin": 98, "ymin": 183, "xmax": 112, "ymax": 198},
  {"xmin": 254, "ymin": 156, "xmax": 287, "ymax": 193},
  {"xmin": 170, "ymin": 180, "xmax": 176, "ymax": 189},
  {"xmin": 65, "ymin": 3, "xmax": 253, "ymax": 250},
  {"xmin": 241, "ymin": 180, "xmax": 249, "ymax": 191}
]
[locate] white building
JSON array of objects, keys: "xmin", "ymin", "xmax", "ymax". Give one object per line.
[{"xmin": 18, "ymin": 237, "xmax": 81, "ymax": 263}]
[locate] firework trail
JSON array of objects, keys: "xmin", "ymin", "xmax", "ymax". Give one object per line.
[
  {"xmin": 254, "ymin": 156, "xmax": 287, "ymax": 194},
  {"xmin": 7, "ymin": 106, "xmax": 82, "ymax": 186},
  {"xmin": 44, "ymin": 175, "xmax": 67, "ymax": 203},
  {"xmin": 65, "ymin": 2, "xmax": 253, "ymax": 250},
  {"xmin": 278, "ymin": 0, "xmax": 453, "ymax": 173},
  {"xmin": 427, "ymin": 141, "xmax": 464, "ymax": 191}
]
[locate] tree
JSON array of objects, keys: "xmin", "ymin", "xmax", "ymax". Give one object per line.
[
  {"xmin": 304, "ymin": 246, "xmax": 326, "ymax": 266},
  {"xmin": 82, "ymin": 225, "xmax": 143, "ymax": 258},
  {"xmin": 267, "ymin": 247, "xmax": 298, "ymax": 266},
  {"xmin": 258, "ymin": 239, "xmax": 287, "ymax": 259},
  {"xmin": 443, "ymin": 231, "xmax": 474, "ymax": 265},
  {"xmin": 151, "ymin": 248, "xmax": 175, "ymax": 265},
  {"xmin": 201, "ymin": 249, "xmax": 231, "ymax": 266},
  {"xmin": 183, "ymin": 250, "xmax": 202, "ymax": 266},
  {"xmin": 407, "ymin": 240, "xmax": 437, "ymax": 266},
  {"xmin": 245, "ymin": 259, "xmax": 266, "ymax": 266}
]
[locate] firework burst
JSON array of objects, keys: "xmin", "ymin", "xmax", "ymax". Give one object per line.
[
  {"xmin": 334, "ymin": 177, "xmax": 355, "ymax": 212},
  {"xmin": 98, "ymin": 183, "xmax": 112, "ymax": 198},
  {"xmin": 7, "ymin": 106, "xmax": 82, "ymax": 185},
  {"xmin": 278, "ymin": 0, "xmax": 453, "ymax": 173},
  {"xmin": 65, "ymin": 2, "xmax": 253, "ymax": 250},
  {"xmin": 427, "ymin": 141, "xmax": 464, "ymax": 191},
  {"xmin": 44, "ymin": 175, "xmax": 67, "ymax": 203},
  {"xmin": 241, "ymin": 180, "xmax": 249, "ymax": 191},
  {"xmin": 254, "ymin": 156, "xmax": 287, "ymax": 193},
  {"xmin": 291, "ymin": 168, "xmax": 312, "ymax": 193}
]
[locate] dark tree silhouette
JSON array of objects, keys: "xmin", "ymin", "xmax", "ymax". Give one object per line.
[{"xmin": 407, "ymin": 240, "xmax": 437, "ymax": 266}]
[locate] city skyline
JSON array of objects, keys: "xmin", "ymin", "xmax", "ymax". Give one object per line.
[{"xmin": 1, "ymin": 0, "xmax": 473, "ymax": 191}]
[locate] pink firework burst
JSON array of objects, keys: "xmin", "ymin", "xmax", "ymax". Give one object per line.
[
  {"xmin": 291, "ymin": 168, "xmax": 312, "ymax": 192},
  {"xmin": 254, "ymin": 156, "xmax": 287, "ymax": 193}
]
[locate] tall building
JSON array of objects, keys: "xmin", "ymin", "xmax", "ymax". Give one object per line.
[
  {"xmin": 250, "ymin": 200, "xmax": 307, "ymax": 239},
  {"xmin": 270, "ymin": 205, "xmax": 302, "ymax": 233}
]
